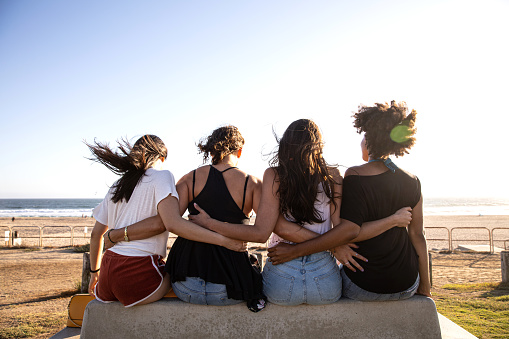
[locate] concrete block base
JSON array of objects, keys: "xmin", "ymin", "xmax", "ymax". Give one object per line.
[{"xmin": 81, "ymin": 295, "xmax": 443, "ymax": 338}]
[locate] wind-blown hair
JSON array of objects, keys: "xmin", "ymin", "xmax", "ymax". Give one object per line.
[
  {"xmin": 198, "ymin": 125, "xmax": 245, "ymax": 165},
  {"xmin": 354, "ymin": 101, "xmax": 417, "ymax": 159},
  {"xmin": 269, "ymin": 119, "xmax": 338, "ymax": 226},
  {"xmin": 85, "ymin": 135, "xmax": 167, "ymax": 203}
]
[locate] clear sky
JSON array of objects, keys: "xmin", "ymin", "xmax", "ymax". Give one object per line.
[{"xmin": 0, "ymin": 0, "xmax": 508, "ymax": 199}]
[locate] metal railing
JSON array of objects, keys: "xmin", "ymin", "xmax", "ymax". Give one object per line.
[
  {"xmin": 424, "ymin": 227, "xmax": 452, "ymax": 251},
  {"xmin": 2, "ymin": 225, "xmax": 90, "ymax": 247},
  {"xmin": 492, "ymin": 228, "xmax": 509, "ymax": 251},
  {"xmin": 2, "ymin": 225, "xmax": 508, "ymax": 253}
]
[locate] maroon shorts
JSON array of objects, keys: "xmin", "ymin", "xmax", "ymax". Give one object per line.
[{"xmin": 95, "ymin": 250, "xmax": 165, "ymax": 307}]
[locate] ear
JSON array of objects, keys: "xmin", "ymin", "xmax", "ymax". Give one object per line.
[
  {"xmin": 160, "ymin": 156, "xmax": 166, "ymax": 163},
  {"xmin": 237, "ymin": 148, "xmax": 243, "ymax": 158}
]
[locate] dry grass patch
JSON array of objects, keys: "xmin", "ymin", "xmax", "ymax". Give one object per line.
[{"xmin": 434, "ymin": 282, "xmax": 509, "ymax": 339}]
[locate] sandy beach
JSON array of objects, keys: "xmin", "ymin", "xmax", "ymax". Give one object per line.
[
  {"xmin": 1, "ymin": 215, "xmax": 507, "ymax": 338},
  {"xmin": 1, "ymin": 215, "xmax": 508, "ymax": 251}
]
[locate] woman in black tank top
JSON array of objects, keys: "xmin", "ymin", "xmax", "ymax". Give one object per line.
[{"xmin": 165, "ymin": 126, "xmax": 266, "ymax": 311}]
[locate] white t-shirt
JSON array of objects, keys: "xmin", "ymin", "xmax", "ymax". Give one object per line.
[
  {"xmin": 93, "ymin": 168, "xmax": 178, "ymax": 257},
  {"xmin": 268, "ymin": 183, "xmax": 332, "ymax": 248}
]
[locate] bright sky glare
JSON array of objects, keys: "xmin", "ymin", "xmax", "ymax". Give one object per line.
[{"xmin": 0, "ymin": 0, "xmax": 508, "ymax": 199}]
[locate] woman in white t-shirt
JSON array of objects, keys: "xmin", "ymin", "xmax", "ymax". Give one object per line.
[{"xmin": 86, "ymin": 135, "xmax": 245, "ymax": 307}]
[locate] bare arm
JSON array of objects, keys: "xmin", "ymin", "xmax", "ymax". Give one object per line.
[
  {"xmin": 407, "ymin": 195, "xmax": 431, "ymax": 296},
  {"xmin": 268, "ymin": 220, "xmax": 360, "ymax": 264},
  {"xmin": 176, "ymin": 174, "xmax": 191, "ymax": 216},
  {"xmin": 251, "ymin": 176, "xmax": 263, "ymax": 214},
  {"xmin": 104, "ymin": 215, "xmax": 166, "ymax": 248},
  {"xmin": 88, "ymin": 221, "xmax": 108, "ymax": 295},
  {"xmin": 158, "ymin": 194, "xmax": 246, "ymax": 252},
  {"xmin": 189, "ymin": 168, "xmax": 280, "ymax": 243},
  {"xmin": 103, "ymin": 173, "xmax": 193, "ymax": 248},
  {"xmin": 273, "ymin": 214, "xmax": 320, "ymax": 243}
]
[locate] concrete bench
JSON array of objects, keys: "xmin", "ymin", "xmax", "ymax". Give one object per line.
[{"xmin": 80, "ymin": 295, "xmax": 445, "ymax": 339}]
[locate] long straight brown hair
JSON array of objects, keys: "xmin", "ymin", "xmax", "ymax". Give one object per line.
[
  {"xmin": 269, "ymin": 119, "xmax": 339, "ymax": 226},
  {"xmin": 85, "ymin": 135, "xmax": 167, "ymax": 203}
]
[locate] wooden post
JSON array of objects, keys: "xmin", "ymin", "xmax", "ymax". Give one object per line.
[
  {"xmin": 502, "ymin": 251, "xmax": 509, "ymax": 283},
  {"xmin": 428, "ymin": 252, "xmax": 433, "ymax": 287},
  {"xmin": 82, "ymin": 252, "xmax": 91, "ymax": 293}
]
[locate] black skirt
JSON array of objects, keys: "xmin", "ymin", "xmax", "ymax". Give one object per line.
[{"xmin": 165, "ymin": 237, "xmax": 264, "ymax": 301}]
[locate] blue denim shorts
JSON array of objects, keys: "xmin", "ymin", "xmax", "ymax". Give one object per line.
[
  {"xmin": 341, "ymin": 269, "xmax": 419, "ymax": 301},
  {"xmin": 172, "ymin": 277, "xmax": 242, "ymax": 306},
  {"xmin": 262, "ymin": 251, "xmax": 342, "ymax": 306}
]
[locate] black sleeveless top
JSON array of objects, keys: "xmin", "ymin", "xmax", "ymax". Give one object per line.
[
  {"xmin": 340, "ymin": 168, "xmax": 421, "ymax": 294},
  {"xmin": 165, "ymin": 166, "xmax": 264, "ymax": 301}
]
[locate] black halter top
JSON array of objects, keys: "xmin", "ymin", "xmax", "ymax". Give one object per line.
[{"xmin": 165, "ymin": 166, "xmax": 264, "ymax": 301}]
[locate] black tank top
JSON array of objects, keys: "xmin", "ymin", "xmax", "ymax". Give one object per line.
[{"xmin": 165, "ymin": 166, "xmax": 264, "ymax": 301}]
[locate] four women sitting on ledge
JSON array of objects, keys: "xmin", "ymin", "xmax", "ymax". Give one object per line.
[{"xmin": 87, "ymin": 100, "xmax": 430, "ymax": 309}]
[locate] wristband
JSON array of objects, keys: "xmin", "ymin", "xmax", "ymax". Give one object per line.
[
  {"xmin": 124, "ymin": 226, "xmax": 130, "ymax": 242},
  {"xmin": 107, "ymin": 230, "xmax": 116, "ymax": 244},
  {"xmin": 90, "ymin": 268, "xmax": 100, "ymax": 273}
]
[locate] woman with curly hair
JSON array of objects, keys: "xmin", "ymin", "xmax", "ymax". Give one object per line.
[
  {"xmin": 166, "ymin": 125, "xmax": 266, "ymax": 311},
  {"xmin": 269, "ymin": 102, "xmax": 430, "ymax": 300},
  {"xmin": 191, "ymin": 119, "xmax": 410, "ymax": 305},
  {"xmin": 86, "ymin": 135, "xmax": 245, "ymax": 307}
]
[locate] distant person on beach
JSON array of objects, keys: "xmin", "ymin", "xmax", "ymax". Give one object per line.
[
  {"xmin": 86, "ymin": 135, "xmax": 245, "ymax": 307},
  {"xmin": 11, "ymin": 217, "xmax": 15, "ymax": 222},
  {"xmin": 268, "ymin": 102, "xmax": 431, "ymax": 300},
  {"xmin": 190, "ymin": 119, "xmax": 411, "ymax": 305},
  {"xmin": 106, "ymin": 126, "xmax": 266, "ymax": 311}
]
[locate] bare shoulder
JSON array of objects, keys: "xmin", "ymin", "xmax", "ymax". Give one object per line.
[
  {"xmin": 249, "ymin": 174, "xmax": 263, "ymax": 188},
  {"xmin": 177, "ymin": 169, "xmax": 194, "ymax": 184},
  {"xmin": 329, "ymin": 167, "xmax": 343, "ymax": 183},
  {"xmin": 263, "ymin": 167, "xmax": 277, "ymax": 181},
  {"xmin": 344, "ymin": 165, "xmax": 366, "ymax": 177}
]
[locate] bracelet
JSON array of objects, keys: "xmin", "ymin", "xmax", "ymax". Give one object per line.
[
  {"xmin": 107, "ymin": 230, "xmax": 116, "ymax": 244},
  {"xmin": 124, "ymin": 226, "xmax": 130, "ymax": 242},
  {"xmin": 90, "ymin": 268, "xmax": 100, "ymax": 273}
]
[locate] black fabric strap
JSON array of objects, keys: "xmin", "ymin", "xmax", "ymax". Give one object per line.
[
  {"xmin": 221, "ymin": 166, "xmax": 237, "ymax": 173},
  {"xmin": 241, "ymin": 175, "xmax": 249, "ymax": 211},
  {"xmin": 192, "ymin": 170, "xmax": 196, "ymax": 200}
]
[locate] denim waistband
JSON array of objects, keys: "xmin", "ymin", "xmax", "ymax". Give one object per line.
[{"xmin": 293, "ymin": 251, "xmax": 332, "ymax": 264}]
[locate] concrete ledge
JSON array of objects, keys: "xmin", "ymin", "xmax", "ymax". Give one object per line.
[{"xmin": 81, "ymin": 296, "xmax": 443, "ymax": 339}]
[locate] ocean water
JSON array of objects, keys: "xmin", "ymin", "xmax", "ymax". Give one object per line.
[
  {"xmin": 0, "ymin": 199, "xmax": 102, "ymax": 217},
  {"xmin": 424, "ymin": 197, "xmax": 509, "ymax": 216},
  {"xmin": 0, "ymin": 197, "xmax": 508, "ymax": 217}
]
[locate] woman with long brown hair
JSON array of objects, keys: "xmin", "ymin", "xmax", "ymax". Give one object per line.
[{"xmin": 86, "ymin": 135, "xmax": 245, "ymax": 307}]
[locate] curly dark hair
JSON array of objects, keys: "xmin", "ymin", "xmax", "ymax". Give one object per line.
[
  {"xmin": 198, "ymin": 125, "xmax": 245, "ymax": 165},
  {"xmin": 353, "ymin": 101, "xmax": 417, "ymax": 159},
  {"xmin": 85, "ymin": 135, "xmax": 167, "ymax": 203},
  {"xmin": 269, "ymin": 119, "xmax": 339, "ymax": 226}
]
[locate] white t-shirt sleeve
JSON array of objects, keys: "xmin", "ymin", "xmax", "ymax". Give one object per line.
[
  {"xmin": 154, "ymin": 170, "xmax": 179, "ymax": 205},
  {"xmin": 93, "ymin": 191, "xmax": 111, "ymax": 225}
]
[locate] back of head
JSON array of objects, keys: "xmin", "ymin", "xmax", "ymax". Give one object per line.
[
  {"xmin": 86, "ymin": 134, "xmax": 167, "ymax": 203},
  {"xmin": 271, "ymin": 119, "xmax": 337, "ymax": 225},
  {"xmin": 198, "ymin": 125, "xmax": 245, "ymax": 165},
  {"xmin": 354, "ymin": 101, "xmax": 417, "ymax": 159}
]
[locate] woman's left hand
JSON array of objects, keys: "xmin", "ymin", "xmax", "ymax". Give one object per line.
[
  {"xmin": 188, "ymin": 203, "xmax": 212, "ymax": 229},
  {"xmin": 416, "ymin": 282, "xmax": 432, "ymax": 297},
  {"xmin": 332, "ymin": 243, "xmax": 368, "ymax": 272},
  {"xmin": 267, "ymin": 243, "xmax": 299, "ymax": 265}
]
